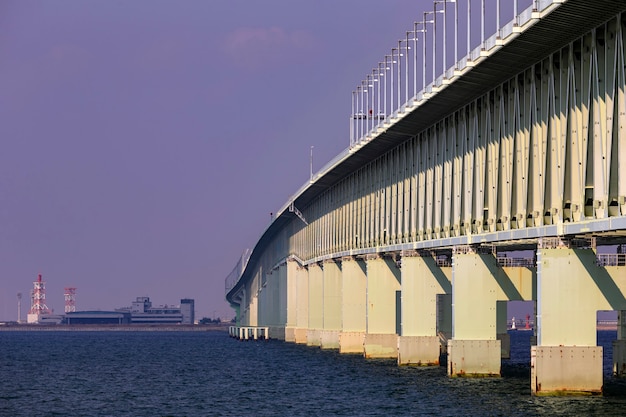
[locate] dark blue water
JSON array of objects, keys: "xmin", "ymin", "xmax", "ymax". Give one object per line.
[{"xmin": 1, "ymin": 330, "xmax": 625, "ymax": 417}]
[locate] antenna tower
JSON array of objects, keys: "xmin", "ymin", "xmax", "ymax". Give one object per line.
[
  {"xmin": 64, "ymin": 287, "xmax": 77, "ymax": 313},
  {"xmin": 27, "ymin": 274, "xmax": 51, "ymax": 323}
]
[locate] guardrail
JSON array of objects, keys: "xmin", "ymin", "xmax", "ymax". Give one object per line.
[{"xmin": 225, "ymin": 249, "xmax": 252, "ymax": 293}]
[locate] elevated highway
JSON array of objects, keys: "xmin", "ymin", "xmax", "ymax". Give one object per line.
[{"xmin": 226, "ymin": 0, "xmax": 626, "ymax": 395}]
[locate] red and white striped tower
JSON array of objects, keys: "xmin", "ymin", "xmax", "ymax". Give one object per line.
[
  {"xmin": 64, "ymin": 287, "xmax": 77, "ymax": 313},
  {"xmin": 27, "ymin": 274, "xmax": 52, "ymax": 323}
]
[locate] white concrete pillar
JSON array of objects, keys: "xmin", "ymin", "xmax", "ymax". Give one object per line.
[
  {"xmin": 613, "ymin": 311, "xmax": 626, "ymax": 377},
  {"xmin": 288, "ymin": 261, "xmax": 309, "ymax": 344},
  {"xmin": 364, "ymin": 254, "xmax": 401, "ymax": 358},
  {"xmin": 273, "ymin": 262, "xmax": 288, "ymax": 340},
  {"xmin": 448, "ymin": 248, "xmax": 534, "ymax": 377},
  {"xmin": 285, "ymin": 260, "xmax": 304, "ymax": 343},
  {"xmin": 294, "ymin": 263, "xmax": 309, "ymax": 344},
  {"xmin": 533, "ymin": 244, "xmax": 626, "ymax": 395},
  {"xmin": 496, "ymin": 300, "xmax": 510, "ymax": 359},
  {"xmin": 307, "ymin": 262, "xmax": 324, "ymax": 347},
  {"xmin": 321, "ymin": 259, "xmax": 342, "ymax": 349},
  {"xmin": 340, "ymin": 256, "xmax": 367, "ymax": 354},
  {"xmin": 398, "ymin": 251, "xmax": 452, "ymax": 366}
]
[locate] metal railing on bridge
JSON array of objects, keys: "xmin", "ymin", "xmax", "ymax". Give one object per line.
[
  {"xmin": 225, "ymin": 249, "xmax": 252, "ymax": 293},
  {"xmin": 350, "ymin": 0, "xmax": 555, "ymax": 147},
  {"xmin": 596, "ymin": 254, "xmax": 626, "ymax": 267}
]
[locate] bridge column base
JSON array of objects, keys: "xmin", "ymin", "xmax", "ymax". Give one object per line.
[
  {"xmin": 306, "ymin": 329, "xmax": 321, "ymax": 347},
  {"xmin": 269, "ymin": 326, "xmax": 284, "ymax": 340},
  {"xmin": 364, "ymin": 333, "xmax": 398, "ymax": 359},
  {"xmin": 320, "ymin": 330, "xmax": 340, "ymax": 349},
  {"xmin": 613, "ymin": 340, "xmax": 626, "ymax": 377},
  {"xmin": 397, "ymin": 336, "xmax": 441, "ymax": 366},
  {"xmin": 498, "ymin": 333, "xmax": 510, "ymax": 359},
  {"xmin": 339, "ymin": 331, "xmax": 365, "ymax": 354},
  {"xmin": 531, "ymin": 346, "xmax": 602, "ymax": 395},
  {"xmin": 294, "ymin": 328, "xmax": 308, "ymax": 344},
  {"xmin": 447, "ymin": 339, "xmax": 501, "ymax": 377},
  {"xmin": 285, "ymin": 327, "xmax": 296, "ymax": 343}
]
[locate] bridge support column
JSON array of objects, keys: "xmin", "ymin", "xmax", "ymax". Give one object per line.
[
  {"xmin": 285, "ymin": 260, "xmax": 307, "ymax": 343},
  {"xmin": 293, "ymin": 262, "xmax": 309, "ymax": 344},
  {"xmin": 398, "ymin": 251, "xmax": 452, "ymax": 366},
  {"xmin": 321, "ymin": 260, "xmax": 342, "ymax": 349},
  {"xmin": 448, "ymin": 247, "xmax": 534, "ymax": 377},
  {"xmin": 307, "ymin": 262, "xmax": 323, "ymax": 347},
  {"xmin": 273, "ymin": 262, "xmax": 288, "ymax": 340},
  {"xmin": 339, "ymin": 256, "xmax": 366, "ymax": 353},
  {"xmin": 613, "ymin": 311, "xmax": 626, "ymax": 377},
  {"xmin": 533, "ymin": 241, "xmax": 626, "ymax": 395},
  {"xmin": 364, "ymin": 254, "xmax": 401, "ymax": 359},
  {"xmin": 245, "ymin": 271, "xmax": 261, "ymax": 327},
  {"xmin": 497, "ymin": 301, "xmax": 510, "ymax": 359}
]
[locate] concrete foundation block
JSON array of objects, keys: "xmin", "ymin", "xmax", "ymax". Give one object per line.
[
  {"xmin": 285, "ymin": 327, "xmax": 296, "ymax": 343},
  {"xmin": 497, "ymin": 333, "xmax": 510, "ymax": 359},
  {"xmin": 269, "ymin": 326, "xmax": 284, "ymax": 340},
  {"xmin": 613, "ymin": 340, "xmax": 626, "ymax": 377},
  {"xmin": 294, "ymin": 328, "xmax": 308, "ymax": 344},
  {"xmin": 306, "ymin": 329, "xmax": 321, "ymax": 347},
  {"xmin": 339, "ymin": 331, "xmax": 365, "ymax": 354},
  {"xmin": 398, "ymin": 336, "xmax": 441, "ymax": 366},
  {"xmin": 364, "ymin": 333, "xmax": 398, "ymax": 359},
  {"xmin": 320, "ymin": 330, "xmax": 340, "ymax": 349},
  {"xmin": 448, "ymin": 339, "xmax": 501, "ymax": 377},
  {"xmin": 531, "ymin": 346, "xmax": 602, "ymax": 395}
]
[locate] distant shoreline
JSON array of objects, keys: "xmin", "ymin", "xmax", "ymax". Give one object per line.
[{"xmin": 0, "ymin": 323, "xmax": 230, "ymax": 332}]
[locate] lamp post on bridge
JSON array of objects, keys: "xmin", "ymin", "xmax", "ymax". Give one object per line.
[
  {"xmin": 396, "ymin": 38, "xmax": 412, "ymax": 109},
  {"xmin": 423, "ymin": 11, "xmax": 435, "ymax": 88},
  {"xmin": 390, "ymin": 48, "xmax": 397, "ymax": 116},
  {"xmin": 373, "ymin": 66, "xmax": 383, "ymax": 123},
  {"xmin": 435, "ymin": 0, "xmax": 457, "ymax": 73},
  {"xmin": 410, "ymin": 22, "xmax": 427, "ymax": 97},
  {"xmin": 383, "ymin": 55, "xmax": 392, "ymax": 118},
  {"xmin": 366, "ymin": 74, "xmax": 375, "ymax": 132}
]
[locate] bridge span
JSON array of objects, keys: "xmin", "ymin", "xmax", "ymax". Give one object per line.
[{"xmin": 226, "ymin": 0, "xmax": 626, "ymax": 395}]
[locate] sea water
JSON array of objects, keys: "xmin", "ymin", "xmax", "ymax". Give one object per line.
[{"xmin": 1, "ymin": 330, "xmax": 625, "ymax": 416}]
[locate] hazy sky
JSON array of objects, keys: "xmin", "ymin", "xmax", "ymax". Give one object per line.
[{"xmin": 1, "ymin": 0, "xmax": 444, "ymax": 320}]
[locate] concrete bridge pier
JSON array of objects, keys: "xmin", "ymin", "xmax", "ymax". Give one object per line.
[
  {"xmin": 285, "ymin": 260, "xmax": 308, "ymax": 343},
  {"xmin": 321, "ymin": 259, "xmax": 342, "ymax": 349},
  {"xmin": 364, "ymin": 254, "xmax": 401, "ymax": 358},
  {"xmin": 613, "ymin": 310, "xmax": 626, "ymax": 377},
  {"xmin": 307, "ymin": 262, "xmax": 324, "ymax": 347},
  {"xmin": 339, "ymin": 256, "xmax": 367, "ymax": 353},
  {"xmin": 448, "ymin": 246, "xmax": 534, "ymax": 377},
  {"xmin": 258, "ymin": 265, "xmax": 286, "ymax": 340},
  {"xmin": 398, "ymin": 251, "xmax": 452, "ymax": 366},
  {"xmin": 533, "ymin": 240, "xmax": 626, "ymax": 395}
]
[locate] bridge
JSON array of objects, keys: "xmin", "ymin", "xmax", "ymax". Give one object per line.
[{"xmin": 226, "ymin": 0, "xmax": 626, "ymax": 396}]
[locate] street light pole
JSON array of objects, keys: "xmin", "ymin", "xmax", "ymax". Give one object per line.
[
  {"xmin": 423, "ymin": 12, "xmax": 434, "ymax": 89},
  {"xmin": 481, "ymin": 0, "xmax": 485, "ymax": 45},
  {"xmin": 350, "ymin": 90, "xmax": 355, "ymax": 146},
  {"xmin": 384, "ymin": 55, "xmax": 390, "ymax": 118},
  {"xmin": 467, "ymin": 0, "xmax": 471, "ymax": 57},
  {"xmin": 397, "ymin": 40, "xmax": 402, "ymax": 109},
  {"xmin": 310, "ymin": 146, "xmax": 314, "ymax": 180},
  {"xmin": 390, "ymin": 48, "xmax": 396, "ymax": 114}
]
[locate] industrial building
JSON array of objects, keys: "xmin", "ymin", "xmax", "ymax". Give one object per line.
[
  {"xmin": 65, "ymin": 311, "xmax": 131, "ymax": 325},
  {"xmin": 118, "ymin": 297, "xmax": 195, "ymax": 324}
]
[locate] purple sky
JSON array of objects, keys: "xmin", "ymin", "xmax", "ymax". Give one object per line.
[{"xmin": 1, "ymin": 0, "xmax": 438, "ymax": 320}]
